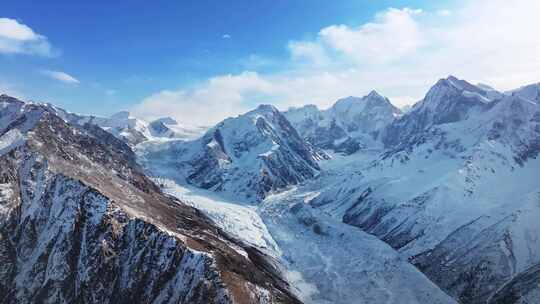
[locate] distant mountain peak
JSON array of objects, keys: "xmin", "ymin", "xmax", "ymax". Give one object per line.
[
  {"xmin": 422, "ymin": 76, "xmax": 498, "ymax": 111},
  {"xmin": 367, "ymin": 90, "xmax": 384, "ymax": 99},
  {"xmin": 141, "ymin": 104, "xmax": 321, "ymax": 202},
  {"xmin": 332, "ymin": 91, "xmax": 395, "ymax": 112},
  {"xmin": 0, "ymin": 94, "xmax": 24, "ymax": 105},
  {"xmin": 110, "ymin": 110, "xmax": 131, "ymax": 120},
  {"xmin": 152, "ymin": 116, "xmax": 178, "ymax": 125},
  {"xmin": 284, "ymin": 91, "xmax": 401, "ymax": 154},
  {"xmin": 510, "ymin": 82, "xmax": 540, "ymax": 103},
  {"xmin": 252, "ymin": 104, "xmax": 280, "ymax": 115}
]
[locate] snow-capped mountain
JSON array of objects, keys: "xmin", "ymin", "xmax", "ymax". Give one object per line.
[
  {"xmin": 284, "ymin": 91, "xmax": 401, "ymax": 154},
  {"xmin": 305, "ymin": 77, "xmax": 540, "ymax": 304},
  {"xmin": 42, "ymin": 106, "xmax": 150, "ymax": 145},
  {"xmin": 42, "ymin": 104, "xmax": 206, "ymax": 146},
  {"xmin": 381, "ymin": 75, "xmax": 503, "ymax": 149},
  {"xmin": 147, "ymin": 116, "xmax": 208, "ymax": 140},
  {"xmin": 0, "ymin": 95, "xmax": 300, "ymax": 303},
  {"xmin": 139, "ymin": 104, "xmax": 323, "ymax": 203},
  {"xmin": 508, "ymin": 82, "xmax": 540, "ymax": 103}
]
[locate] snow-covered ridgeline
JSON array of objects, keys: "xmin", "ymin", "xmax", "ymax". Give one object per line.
[
  {"xmin": 138, "ymin": 104, "xmax": 322, "ymax": 203},
  {"xmin": 284, "ymin": 91, "xmax": 401, "ymax": 154},
  {"xmin": 0, "ymin": 95, "xmax": 301, "ymax": 304}
]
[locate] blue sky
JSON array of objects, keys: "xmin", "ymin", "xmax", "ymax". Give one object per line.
[{"xmin": 1, "ymin": 0, "xmax": 539, "ymax": 125}]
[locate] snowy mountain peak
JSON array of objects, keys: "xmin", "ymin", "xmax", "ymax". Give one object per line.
[
  {"xmin": 445, "ymin": 75, "xmax": 466, "ymax": 88},
  {"xmin": 382, "ymin": 77, "xmax": 502, "ymax": 148},
  {"xmin": 331, "ymin": 96, "xmax": 364, "ymax": 114},
  {"xmin": 152, "ymin": 116, "xmax": 178, "ymax": 125},
  {"xmin": 510, "ymin": 82, "xmax": 540, "ymax": 103},
  {"xmin": 284, "ymin": 91, "xmax": 401, "ymax": 154},
  {"xmin": 430, "ymin": 76, "xmax": 502, "ymax": 105},
  {"xmin": 416, "ymin": 76, "xmax": 496, "ymax": 118},
  {"xmin": 110, "ymin": 110, "xmax": 131, "ymax": 120},
  {"xmin": 367, "ymin": 89, "xmax": 384, "ymax": 99},
  {"xmin": 331, "ymin": 91, "xmax": 399, "ymax": 116},
  {"xmin": 0, "ymin": 94, "xmax": 24, "ymax": 106},
  {"xmin": 298, "ymin": 104, "xmax": 319, "ymax": 111},
  {"xmin": 140, "ymin": 104, "xmax": 321, "ymax": 202},
  {"xmin": 0, "ymin": 93, "xmax": 16, "ymax": 100},
  {"xmin": 428, "ymin": 76, "xmax": 468, "ymax": 98},
  {"xmin": 444, "ymin": 75, "xmax": 481, "ymax": 92},
  {"xmin": 250, "ymin": 103, "xmax": 281, "ymax": 116},
  {"xmin": 284, "ymin": 104, "xmax": 321, "ymax": 120}
]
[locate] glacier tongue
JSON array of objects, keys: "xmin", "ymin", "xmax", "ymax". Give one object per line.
[
  {"xmin": 155, "ymin": 178, "xmax": 281, "ymax": 256},
  {"xmin": 259, "ymin": 188, "xmax": 456, "ymax": 304},
  {"xmin": 149, "ymin": 178, "xmax": 318, "ymax": 302}
]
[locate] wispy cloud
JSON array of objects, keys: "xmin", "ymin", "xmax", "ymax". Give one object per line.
[
  {"xmin": 0, "ymin": 18, "xmax": 55, "ymax": 56},
  {"xmin": 132, "ymin": 71, "xmax": 272, "ymax": 124},
  {"xmin": 41, "ymin": 70, "xmax": 80, "ymax": 85},
  {"xmin": 222, "ymin": 34, "xmax": 231, "ymax": 39},
  {"xmin": 133, "ymin": 0, "xmax": 540, "ymax": 126}
]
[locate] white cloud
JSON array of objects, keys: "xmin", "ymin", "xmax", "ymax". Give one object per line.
[
  {"xmin": 41, "ymin": 70, "xmax": 80, "ymax": 85},
  {"xmin": 288, "ymin": 40, "xmax": 331, "ymax": 66},
  {"xmin": 133, "ymin": 0, "xmax": 540, "ymax": 126},
  {"xmin": 132, "ymin": 72, "xmax": 273, "ymax": 124},
  {"xmin": 318, "ymin": 8, "xmax": 424, "ymax": 65},
  {"xmin": 0, "ymin": 18, "xmax": 54, "ymax": 56},
  {"xmin": 222, "ymin": 34, "xmax": 231, "ymax": 39}
]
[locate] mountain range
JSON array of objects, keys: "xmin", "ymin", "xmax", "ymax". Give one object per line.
[{"xmin": 1, "ymin": 75, "xmax": 539, "ymax": 304}]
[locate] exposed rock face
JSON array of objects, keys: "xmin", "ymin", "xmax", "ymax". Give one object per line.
[
  {"xmin": 139, "ymin": 105, "xmax": 322, "ymax": 202},
  {"xmin": 284, "ymin": 91, "xmax": 401, "ymax": 154},
  {"xmin": 0, "ymin": 95, "xmax": 300, "ymax": 304}
]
